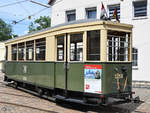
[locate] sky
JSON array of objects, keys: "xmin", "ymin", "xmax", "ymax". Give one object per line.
[{"xmin": 0, "ymin": 0, "xmax": 51, "ymax": 36}]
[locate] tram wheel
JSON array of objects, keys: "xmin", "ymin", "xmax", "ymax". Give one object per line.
[
  {"xmin": 13, "ymin": 82, "xmax": 18, "ymax": 89},
  {"xmin": 37, "ymin": 88, "xmax": 43, "ymax": 96}
]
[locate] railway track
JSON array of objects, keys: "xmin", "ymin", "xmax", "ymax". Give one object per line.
[
  {"xmin": 0, "ymin": 81, "xmax": 55, "ymax": 113},
  {"xmin": 0, "ymin": 91, "xmax": 38, "ymax": 99},
  {"xmin": 0, "ymin": 84, "xmax": 56, "ymax": 113},
  {"xmin": 0, "ymin": 101, "xmax": 56, "ymax": 113},
  {"xmin": 0, "ymin": 82, "xmax": 130, "ymax": 113}
]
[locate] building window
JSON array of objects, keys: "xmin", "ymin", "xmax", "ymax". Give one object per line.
[
  {"xmin": 133, "ymin": 1, "xmax": 147, "ymax": 17},
  {"xmin": 107, "ymin": 31, "xmax": 130, "ymax": 61},
  {"xmin": 108, "ymin": 4, "xmax": 120, "ymax": 20},
  {"xmin": 26, "ymin": 40, "xmax": 34, "ymax": 60},
  {"xmin": 66, "ymin": 10, "xmax": 76, "ymax": 22},
  {"xmin": 5, "ymin": 46, "xmax": 8, "ymax": 60},
  {"xmin": 57, "ymin": 35, "xmax": 64, "ymax": 61},
  {"xmin": 11, "ymin": 44, "xmax": 17, "ymax": 60},
  {"xmin": 36, "ymin": 38, "xmax": 46, "ymax": 60},
  {"xmin": 86, "ymin": 7, "xmax": 97, "ymax": 19},
  {"xmin": 70, "ymin": 33, "xmax": 83, "ymax": 61},
  {"xmin": 18, "ymin": 43, "xmax": 24, "ymax": 60},
  {"xmin": 132, "ymin": 48, "xmax": 138, "ymax": 66},
  {"xmin": 87, "ymin": 30, "xmax": 100, "ymax": 60}
]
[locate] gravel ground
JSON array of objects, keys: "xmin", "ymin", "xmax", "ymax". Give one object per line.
[{"xmin": 0, "ymin": 72, "xmax": 150, "ymax": 113}]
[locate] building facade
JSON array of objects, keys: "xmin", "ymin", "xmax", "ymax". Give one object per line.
[
  {"xmin": 49, "ymin": 0, "xmax": 150, "ymax": 81},
  {"xmin": 0, "ymin": 42, "xmax": 5, "ymax": 71}
]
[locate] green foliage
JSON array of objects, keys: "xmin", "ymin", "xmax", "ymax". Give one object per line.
[
  {"xmin": 0, "ymin": 18, "xmax": 12, "ymax": 41},
  {"xmin": 29, "ymin": 16, "xmax": 51, "ymax": 33}
]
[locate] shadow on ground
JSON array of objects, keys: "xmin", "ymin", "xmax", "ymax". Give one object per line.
[{"xmin": 56, "ymin": 100, "xmax": 144, "ymax": 113}]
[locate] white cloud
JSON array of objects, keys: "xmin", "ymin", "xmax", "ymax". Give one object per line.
[{"xmin": 23, "ymin": 30, "xmax": 29, "ymax": 35}]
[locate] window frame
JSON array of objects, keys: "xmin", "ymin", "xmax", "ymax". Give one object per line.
[
  {"xmin": 56, "ymin": 35, "xmax": 65, "ymax": 61},
  {"xmin": 11, "ymin": 44, "xmax": 17, "ymax": 61},
  {"xmin": 132, "ymin": 47, "xmax": 138, "ymax": 69},
  {"xmin": 87, "ymin": 30, "xmax": 101, "ymax": 61},
  {"xmin": 35, "ymin": 38, "xmax": 46, "ymax": 61},
  {"xmin": 26, "ymin": 40, "xmax": 34, "ymax": 61},
  {"xmin": 66, "ymin": 10, "xmax": 76, "ymax": 22},
  {"xmin": 108, "ymin": 4, "xmax": 120, "ymax": 20},
  {"xmin": 85, "ymin": 7, "xmax": 97, "ymax": 19},
  {"xmin": 107, "ymin": 31, "xmax": 130, "ymax": 62},
  {"xmin": 5, "ymin": 46, "xmax": 8, "ymax": 61},
  {"xmin": 69, "ymin": 33, "xmax": 83, "ymax": 62},
  {"xmin": 18, "ymin": 42, "xmax": 25, "ymax": 61},
  {"xmin": 133, "ymin": 0, "xmax": 147, "ymax": 19}
]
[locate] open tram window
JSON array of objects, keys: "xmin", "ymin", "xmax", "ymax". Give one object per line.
[
  {"xmin": 57, "ymin": 35, "xmax": 64, "ymax": 61},
  {"xmin": 87, "ymin": 30, "xmax": 100, "ymax": 60},
  {"xmin": 11, "ymin": 44, "xmax": 17, "ymax": 60},
  {"xmin": 26, "ymin": 40, "xmax": 34, "ymax": 60},
  {"xmin": 70, "ymin": 33, "xmax": 83, "ymax": 61},
  {"xmin": 107, "ymin": 31, "xmax": 130, "ymax": 61},
  {"xmin": 18, "ymin": 43, "xmax": 24, "ymax": 60},
  {"xmin": 36, "ymin": 38, "xmax": 46, "ymax": 60}
]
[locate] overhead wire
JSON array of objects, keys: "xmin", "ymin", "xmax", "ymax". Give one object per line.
[
  {"xmin": 12, "ymin": 7, "xmax": 49, "ymax": 25},
  {"xmin": 0, "ymin": 0, "xmax": 29, "ymax": 8},
  {"xmin": 0, "ymin": 0, "xmax": 50, "ymax": 25},
  {"xmin": 15, "ymin": 0, "xmax": 31, "ymax": 15}
]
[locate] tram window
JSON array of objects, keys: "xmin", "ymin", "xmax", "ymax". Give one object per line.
[
  {"xmin": 36, "ymin": 38, "xmax": 46, "ymax": 60},
  {"xmin": 57, "ymin": 36, "xmax": 64, "ymax": 61},
  {"xmin": 26, "ymin": 40, "xmax": 34, "ymax": 60},
  {"xmin": 87, "ymin": 30, "xmax": 100, "ymax": 60},
  {"xmin": 5, "ymin": 46, "xmax": 8, "ymax": 60},
  {"xmin": 70, "ymin": 33, "xmax": 83, "ymax": 61},
  {"xmin": 11, "ymin": 44, "xmax": 17, "ymax": 60},
  {"xmin": 18, "ymin": 43, "xmax": 24, "ymax": 60},
  {"xmin": 107, "ymin": 31, "xmax": 130, "ymax": 61}
]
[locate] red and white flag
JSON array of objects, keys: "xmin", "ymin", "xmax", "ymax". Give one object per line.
[
  {"xmin": 113, "ymin": 8, "xmax": 120, "ymax": 22},
  {"xmin": 100, "ymin": 2, "xmax": 108, "ymax": 20}
]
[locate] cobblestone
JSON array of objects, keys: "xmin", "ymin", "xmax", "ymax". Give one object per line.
[{"xmin": 0, "ymin": 72, "xmax": 150, "ymax": 113}]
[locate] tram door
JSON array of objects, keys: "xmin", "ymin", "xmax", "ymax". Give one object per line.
[
  {"xmin": 56, "ymin": 33, "xmax": 83, "ymax": 94},
  {"xmin": 55, "ymin": 35, "xmax": 66, "ymax": 89},
  {"xmin": 67, "ymin": 33, "xmax": 84, "ymax": 92}
]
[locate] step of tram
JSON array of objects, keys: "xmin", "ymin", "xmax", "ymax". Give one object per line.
[{"xmin": 55, "ymin": 95, "xmax": 99, "ymax": 106}]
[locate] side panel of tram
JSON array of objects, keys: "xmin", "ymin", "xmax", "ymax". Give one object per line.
[
  {"xmin": 4, "ymin": 62, "xmax": 132, "ymax": 95},
  {"xmin": 5, "ymin": 62, "xmax": 55, "ymax": 88}
]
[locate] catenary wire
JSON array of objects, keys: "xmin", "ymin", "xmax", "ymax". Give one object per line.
[
  {"xmin": 12, "ymin": 7, "xmax": 49, "ymax": 25},
  {"xmin": 15, "ymin": 0, "xmax": 31, "ymax": 15},
  {"xmin": 0, "ymin": 0, "xmax": 29, "ymax": 8}
]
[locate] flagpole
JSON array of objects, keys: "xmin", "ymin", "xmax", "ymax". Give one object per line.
[{"xmin": 101, "ymin": 2, "xmax": 109, "ymax": 19}]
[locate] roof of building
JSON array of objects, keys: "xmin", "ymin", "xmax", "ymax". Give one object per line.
[{"xmin": 48, "ymin": 0, "xmax": 55, "ymax": 5}]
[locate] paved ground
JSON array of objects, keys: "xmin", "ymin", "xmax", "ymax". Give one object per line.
[{"xmin": 0, "ymin": 72, "xmax": 150, "ymax": 113}]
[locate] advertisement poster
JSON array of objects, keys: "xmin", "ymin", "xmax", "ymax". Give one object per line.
[{"xmin": 84, "ymin": 65, "xmax": 102, "ymax": 94}]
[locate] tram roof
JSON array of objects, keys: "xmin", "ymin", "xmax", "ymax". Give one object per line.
[{"xmin": 5, "ymin": 19, "xmax": 133, "ymax": 44}]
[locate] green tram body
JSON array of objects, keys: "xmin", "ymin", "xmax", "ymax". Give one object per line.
[{"xmin": 3, "ymin": 20, "xmax": 133, "ymax": 105}]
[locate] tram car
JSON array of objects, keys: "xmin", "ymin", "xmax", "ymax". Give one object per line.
[{"xmin": 3, "ymin": 20, "xmax": 133, "ymax": 105}]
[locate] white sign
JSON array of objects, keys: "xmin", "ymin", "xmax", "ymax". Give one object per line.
[{"xmin": 84, "ymin": 65, "xmax": 102, "ymax": 94}]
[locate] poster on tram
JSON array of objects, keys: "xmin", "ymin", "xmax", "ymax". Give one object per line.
[{"xmin": 84, "ymin": 65, "xmax": 102, "ymax": 94}]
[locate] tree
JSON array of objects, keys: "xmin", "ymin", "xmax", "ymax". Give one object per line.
[
  {"xmin": 29, "ymin": 16, "xmax": 51, "ymax": 33},
  {"xmin": 0, "ymin": 18, "xmax": 13, "ymax": 41}
]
